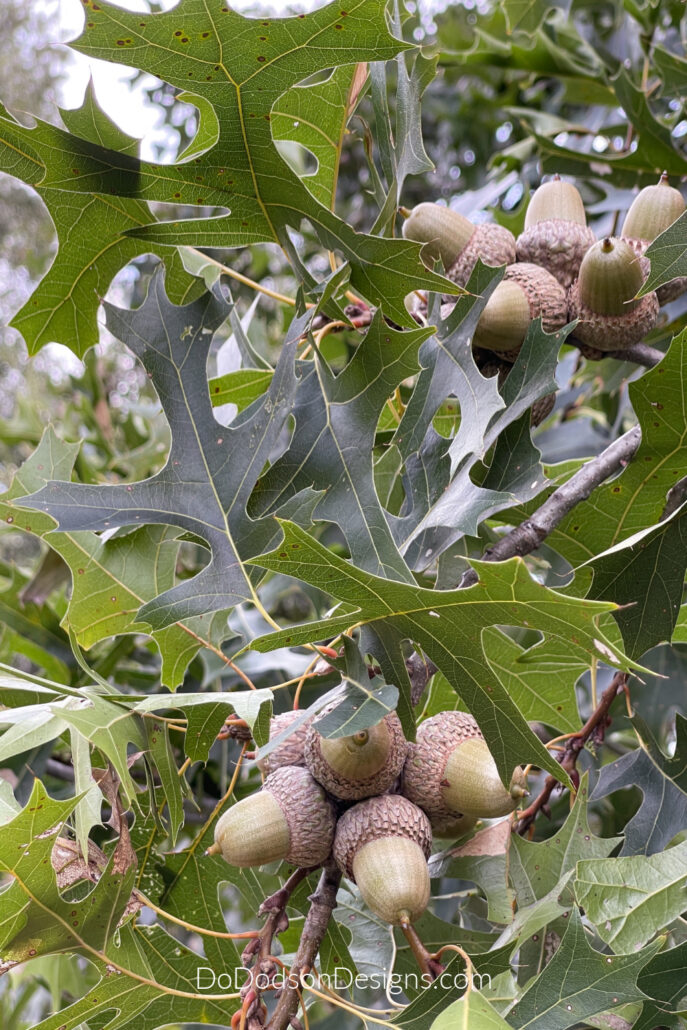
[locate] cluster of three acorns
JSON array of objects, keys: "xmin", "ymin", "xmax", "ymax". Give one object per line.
[
  {"xmin": 402, "ymin": 173, "xmax": 686, "ymax": 370},
  {"xmin": 208, "ymin": 708, "xmax": 526, "ymax": 928}
]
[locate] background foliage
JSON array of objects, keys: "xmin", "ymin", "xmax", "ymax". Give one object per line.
[{"xmin": 1, "ymin": 0, "xmax": 687, "ymax": 1027}]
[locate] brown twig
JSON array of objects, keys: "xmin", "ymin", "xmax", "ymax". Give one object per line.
[
  {"xmin": 267, "ymin": 860, "xmax": 342, "ymax": 1030},
  {"xmin": 239, "ymin": 866, "xmax": 314, "ymax": 1026},
  {"xmin": 514, "ymin": 671, "xmax": 629, "ymax": 835},
  {"xmin": 400, "ymin": 919, "xmax": 444, "ymax": 980},
  {"xmin": 459, "ymin": 425, "xmax": 642, "ymax": 589},
  {"xmin": 573, "ymin": 340, "xmax": 665, "ymax": 369}
]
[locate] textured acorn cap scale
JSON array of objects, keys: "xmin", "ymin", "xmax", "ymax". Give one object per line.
[
  {"xmin": 305, "ymin": 709, "xmax": 408, "ymax": 800},
  {"xmin": 401, "ymin": 202, "xmax": 515, "ymax": 288},
  {"xmin": 257, "ymin": 710, "xmax": 310, "ymax": 776},
  {"xmin": 402, "ymin": 711, "xmax": 527, "ymax": 829},
  {"xmin": 474, "ymin": 263, "xmax": 567, "ymax": 361},
  {"xmin": 516, "ymin": 176, "xmax": 596, "ymax": 288},
  {"xmin": 620, "ymin": 175, "xmax": 687, "ymax": 304},
  {"xmin": 568, "ymin": 237, "xmax": 660, "ymax": 351},
  {"xmin": 209, "ymin": 766, "xmax": 336, "ymax": 869},
  {"xmin": 333, "ymin": 794, "xmax": 432, "ymax": 925}
]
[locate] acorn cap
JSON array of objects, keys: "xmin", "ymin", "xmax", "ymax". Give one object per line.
[
  {"xmin": 401, "ymin": 202, "xmax": 515, "ymax": 286},
  {"xmin": 474, "ymin": 263, "xmax": 568, "ymax": 361},
  {"xmin": 445, "ymin": 223, "xmax": 516, "ymax": 288},
  {"xmin": 568, "ymin": 237, "xmax": 659, "ymax": 351},
  {"xmin": 517, "ymin": 177, "xmax": 595, "ymax": 288},
  {"xmin": 480, "ymin": 358, "xmax": 555, "ymax": 426},
  {"xmin": 621, "ymin": 172, "xmax": 686, "ymax": 243},
  {"xmin": 530, "ymin": 391, "xmax": 556, "ymax": 427},
  {"xmin": 402, "ymin": 711, "xmax": 527, "ymax": 827},
  {"xmin": 210, "ymin": 766, "xmax": 336, "ymax": 868},
  {"xmin": 257, "ymin": 710, "xmax": 310, "ymax": 775},
  {"xmin": 305, "ymin": 709, "xmax": 408, "ymax": 800},
  {"xmin": 333, "ymin": 794, "xmax": 432, "ymax": 925}
]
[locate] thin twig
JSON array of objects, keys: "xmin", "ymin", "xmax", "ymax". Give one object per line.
[
  {"xmin": 459, "ymin": 425, "xmax": 642, "ymax": 588},
  {"xmin": 574, "ymin": 340, "xmax": 665, "ymax": 369},
  {"xmin": 514, "ymin": 671, "xmax": 628, "ymax": 835},
  {"xmin": 267, "ymin": 861, "xmax": 342, "ymax": 1030}
]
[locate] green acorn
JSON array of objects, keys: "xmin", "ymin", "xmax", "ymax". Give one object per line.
[
  {"xmin": 332, "ymin": 794, "xmax": 432, "ymax": 925},
  {"xmin": 402, "ymin": 202, "xmax": 516, "ymax": 286},
  {"xmin": 402, "ymin": 712, "xmax": 527, "ymax": 831},
  {"xmin": 516, "ymin": 175, "xmax": 596, "ymax": 288},
  {"xmin": 207, "ymin": 766, "xmax": 336, "ymax": 869},
  {"xmin": 568, "ymin": 237, "xmax": 659, "ymax": 351},
  {"xmin": 621, "ymin": 172, "xmax": 687, "ymax": 304}
]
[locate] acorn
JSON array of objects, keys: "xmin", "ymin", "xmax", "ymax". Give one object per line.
[
  {"xmin": 516, "ymin": 175, "xmax": 596, "ymax": 288},
  {"xmin": 479, "ymin": 358, "xmax": 555, "ymax": 427},
  {"xmin": 401, "ymin": 202, "xmax": 516, "ymax": 287},
  {"xmin": 473, "ymin": 263, "xmax": 568, "ymax": 361},
  {"xmin": 333, "ymin": 794, "xmax": 432, "ymax": 925},
  {"xmin": 568, "ymin": 237, "xmax": 659, "ymax": 351},
  {"xmin": 621, "ymin": 172, "xmax": 687, "ymax": 304},
  {"xmin": 402, "ymin": 712, "xmax": 527, "ymax": 831},
  {"xmin": 304, "ymin": 709, "xmax": 408, "ymax": 801},
  {"xmin": 207, "ymin": 766, "xmax": 336, "ymax": 868},
  {"xmin": 256, "ymin": 711, "xmax": 310, "ymax": 776}
]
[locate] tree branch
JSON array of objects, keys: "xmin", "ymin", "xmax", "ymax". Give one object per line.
[
  {"xmin": 574, "ymin": 340, "xmax": 664, "ymax": 368},
  {"xmin": 267, "ymin": 860, "xmax": 342, "ymax": 1030},
  {"xmin": 459, "ymin": 425, "xmax": 642, "ymax": 588},
  {"xmin": 515, "ymin": 671, "xmax": 628, "ymax": 835}
]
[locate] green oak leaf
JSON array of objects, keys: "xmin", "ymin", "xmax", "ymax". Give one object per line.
[
  {"xmin": 0, "ymin": 427, "xmax": 232, "ymax": 687},
  {"xmin": 26, "ymin": 922, "xmax": 239, "ymax": 1030},
  {"xmin": 585, "ymin": 502, "xmax": 687, "ymax": 659},
  {"xmin": 18, "ymin": 269, "xmax": 301, "ymax": 629},
  {"xmin": 247, "ymin": 520, "xmax": 642, "ymax": 787},
  {"xmin": 505, "ymin": 908, "xmax": 662, "ymax": 1030},
  {"xmin": 510, "ymin": 775, "xmax": 621, "ymax": 907},
  {"xmin": 396, "ymin": 270, "xmax": 572, "ymax": 568},
  {"xmin": 503, "ymin": 0, "xmax": 558, "ymax": 36},
  {"xmin": 0, "ymin": 85, "xmax": 198, "ymax": 356},
  {"xmin": 575, "ymin": 839, "xmax": 687, "ymax": 952},
  {"xmin": 0, "ymin": 781, "xmax": 135, "ymax": 968},
  {"xmin": 482, "ymin": 628, "xmax": 583, "ymax": 734},
  {"xmin": 590, "ymin": 713, "xmax": 687, "ymax": 855},
  {"xmin": 272, "ymin": 64, "xmax": 365, "ymax": 210},
  {"xmin": 652, "ymin": 46, "xmax": 687, "ymax": 98},
  {"xmin": 543, "ymin": 329, "xmax": 687, "ymax": 565},
  {"xmin": 6, "ymin": 0, "xmax": 458, "ymax": 335},
  {"xmin": 432, "ymin": 991, "xmax": 512, "ymax": 1030},
  {"xmin": 430, "ymin": 821, "xmax": 514, "ymax": 925},
  {"xmin": 250, "ymin": 310, "xmax": 432, "ymax": 582},
  {"xmin": 533, "ymin": 70, "xmax": 687, "ymax": 176},
  {"xmin": 635, "ymin": 939, "xmax": 687, "ymax": 1030},
  {"xmin": 640, "ymin": 211, "xmax": 687, "ymax": 296}
]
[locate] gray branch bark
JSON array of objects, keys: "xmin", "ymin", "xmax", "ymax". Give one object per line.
[{"xmin": 459, "ymin": 424, "xmax": 642, "ymax": 588}]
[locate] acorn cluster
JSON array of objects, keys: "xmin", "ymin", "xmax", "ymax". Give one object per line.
[
  {"xmin": 403, "ymin": 172, "xmax": 685, "ymax": 383},
  {"xmin": 207, "ymin": 708, "xmax": 526, "ymax": 927}
]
